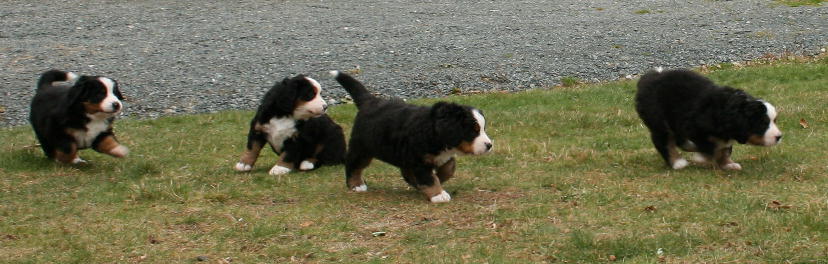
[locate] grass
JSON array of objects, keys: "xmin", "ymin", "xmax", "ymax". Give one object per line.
[
  {"xmin": 774, "ymin": 0, "xmax": 826, "ymax": 7},
  {"xmin": 1, "ymin": 57, "xmax": 827, "ymax": 263}
]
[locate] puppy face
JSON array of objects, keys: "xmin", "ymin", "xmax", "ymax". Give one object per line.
[
  {"xmin": 433, "ymin": 103, "xmax": 493, "ymax": 155},
  {"xmin": 70, "ymin": 76, "xmax": 124, "ymax": 116},
  {"xmin": 291, "ymin": 76, "xmax": 327, "ymax": 120},
  {"xmin": 746, "ymin": 101, "xmax": 782, "ymax": 146}
]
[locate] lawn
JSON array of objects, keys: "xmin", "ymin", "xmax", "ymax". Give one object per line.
[{"xmin": 1, "ymin": 56, "xmax": 827, "ymax": 263}]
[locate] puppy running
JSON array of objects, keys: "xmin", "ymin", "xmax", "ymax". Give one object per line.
[
  {"xmin": 330, "ymin": 71, "xmax": 492, "ymax": 203},
  {"xmin": 635, "ymin": 68, "xmax": 782, "ymax": 170},
  {"xmin": 29, "ymin": 70, "xmax": 128, "ymax": 163},
  {"xmin": 235, "ymin": 75, "xmax": 345, "ymax": 175}
]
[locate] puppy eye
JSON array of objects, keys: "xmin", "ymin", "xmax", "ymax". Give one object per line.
[{"xmin": 474, "ymin": 124, "xmax": 480, "ymax": 132}]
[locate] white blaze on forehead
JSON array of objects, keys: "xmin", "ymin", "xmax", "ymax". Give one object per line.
[
  {"xmin": 472, "ymin": 109, "xmax": 486, "ymax": 130},
  {"xmin": 98, "ymin": 77, "xmax": 122, "ymax": 113},
  {"xmin": 762, "ymin": 101, "xmax": 777, "ymax": 120}
]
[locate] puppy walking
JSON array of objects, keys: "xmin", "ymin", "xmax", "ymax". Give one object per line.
[
  {"xmin": 330, "ymin": 71, "xmax": 492, "ymax": 203},
  {"xmin": 29, "ymin": 70, "xmax": 128, "ymax": 164},
  {"xmin": 635, "ymin": 68, "xmax": 782, "ymax": 170}
]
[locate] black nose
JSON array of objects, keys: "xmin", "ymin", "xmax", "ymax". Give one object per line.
[
  {"xmin": 112, "ymin": 102, "xmax": 121, "ymax": 111},
  {"xmin": 776, "ymin": 135, "xmax": 782, "ymax": 142},
  {"xmin": 485, "ymin": 142, "xmax": 493, "ymax": 150}
]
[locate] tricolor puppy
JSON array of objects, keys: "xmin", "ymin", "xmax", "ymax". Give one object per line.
[
  {"xmin": 330, "ymin": 71, "xmax": 492, "ymax": 203},
  {"xmin": 29, "ymin": 69, "xmax": 128, "ymax": 164},
  {"xmin": 635, "ymin": 68, "xmax": 782, "ymax": 170},
  {"xmin": 235, "ymin": 75, "xmax": 345, "ymax": 175}
]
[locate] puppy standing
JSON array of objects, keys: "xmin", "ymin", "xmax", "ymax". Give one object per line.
[
  {"xmin": 234, "ymin": 75, "xmax": 345, "ymax": 175},
  {"xmin": 330, "ymin": 71, "xmax": 492, "ymax": 203},
  {"xmin": 635, "ymin": 68, "xmax": 782, "ymax": 170},
  {"xmin": 29, "ymin": 70, "xmax": 128, "ymax": 163}
]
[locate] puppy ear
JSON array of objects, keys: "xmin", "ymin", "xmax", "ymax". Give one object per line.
[
  {"xmin": 65, "ymin": 76, "xmax": 93, "ymax": 108},
  {"xmin": 275, "ymin": 77, "xmax": 297, "ymax": 113},
  {"xmin": 432, "ymin": 102, "xmax": 467, "ymax": 146}
]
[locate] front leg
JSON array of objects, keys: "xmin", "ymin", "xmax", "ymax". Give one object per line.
[
  {"xmin": 269, "ymin": 153, "xmax": 294, "ymax": 175},
  {"xmin": 714, "ymin": 146, "xmax": 741, "ymax": 171},
  {"xmin": 235, "ymin": 128, "xmax": 267, "ymax": 172},
  {"xmin": 436, "ymin": 158, "xmax": 456, "ymax": 183},
  {"xmin": 54, "ymin": 140, "xmax": 82, "ymax": 164},
  {"xmin": 92, "ymin": 133, "xmax": 129, "ymax": 158},
  {"xmin": 410, "ymin": 166, "xmax": 450, "ymax": 203}
]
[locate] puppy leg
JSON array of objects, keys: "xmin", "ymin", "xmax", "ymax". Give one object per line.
[
  {"xmin": 345, "ymin": 151, "xmax": 372, "ymax": 192},
  {"xmin": 650, "ymin": 132, "xmax": 687, "ymax": 169},
  {"xmin": 436, "ymin": 157, "xmax": 456, "ymax": 183},
  {"xmin": 53, "ymin": 142, "xmax": 82, "ymax": 164},
  {"xmin": 411, "ymin": 167, "xmax": 450, "ymax": 203},
  {"xmin": 715, "ymin": 146, "xmax": 741, "ymax": 171},
  {"xmin": 269, "ymin": 154, "xmax": 294, "ymax": 175},
  {"xmin": 93, "ymin": 134, "xmax": 128, "ymax": 158},
  {"xmin": 299, "ymin": 145, "xmax": 324, "ymax": 171},
  {"xmin": 235, "ymin": 131, "xmax": 266, "ymax": 172}
]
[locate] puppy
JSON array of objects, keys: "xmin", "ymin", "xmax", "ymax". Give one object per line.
[
  {"xmin": 330, "ymin": 71, "xmax": 492, "ymax": 203},
  {"xmin": 235, "ymin": 75, "xmax": 345, "ymax": 175},
  {"xmin": 29, "ymin": 70, "xmax": 128, "ymax": 163},
  {"xmin": 635, "ymin": 68, "xmax": 782, "ymax": 170}
]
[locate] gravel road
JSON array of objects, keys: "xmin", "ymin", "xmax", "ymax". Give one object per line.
[{"xmin": 1, "ymin": 0, "xmax": 826, "ymax": 127}]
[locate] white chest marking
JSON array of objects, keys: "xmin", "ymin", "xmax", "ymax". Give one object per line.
[
  {"xmin": 261, "ymin": 117, "xmax": 297, "ymax": 152},
  {"xmin": 72, "ymin": 116, "xmax": 110, "ymax": 148},
  {"xmin": 434, "ymin": 148, "xmax": 460, "ymax": 166}
]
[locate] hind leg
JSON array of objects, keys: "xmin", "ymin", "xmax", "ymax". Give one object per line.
[
  {"xmin": 345, "ymin": 148, "xmax": 372, "ymax": 192},
  {"xmin": 235, "ymin": 129, "xmax": 266, "ymax": 172},
  {"xmin": 715, "ymin": 146, "xmax": 741, "ymax": 170},
  {"xmin": 650, "ymin": 131, "xmax": 687, "ymax": 169},
  {"xmin": 409, "ymin": 166, "xmax": 450, "ymax": 203},
  {"xmin": 436, "ymin": 158, "xmax": 456, "ymax": 183}
]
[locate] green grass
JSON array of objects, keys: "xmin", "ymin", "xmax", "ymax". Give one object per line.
[
  {"xmin": 775, "ymin": 0, "xmax": 826, "ymax": 6},
  {"xmin": 1, "ymin": 57, "xmax": 827, "ymax": 263}
]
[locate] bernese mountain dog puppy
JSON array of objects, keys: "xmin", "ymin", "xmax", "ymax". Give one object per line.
[
  {"xmin": 635, "ymin": 68, "xmax": 782, "ymax": 170},
  {"xmin": 330, "ymin": 71, "xmax": 493, "ymax": 203},
  {"xmin": 234, "ymin": 75, "xmax": 345, "ymax": 175},
  {"xmin": 29, "ymin": 69, "xmax": 128, "ymax": 164}
]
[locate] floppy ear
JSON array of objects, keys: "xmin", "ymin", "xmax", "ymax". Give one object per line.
[
  {"xmin": 431, "ymin": 102, "xmax": 468, "ymax": 147},
  {"xmin": 275, "ymin": 77, "xmax": 298, "ymax": 114},
  {"xmin": 64, "ymin": 76, "xmax": 92, "ymax": 109}
]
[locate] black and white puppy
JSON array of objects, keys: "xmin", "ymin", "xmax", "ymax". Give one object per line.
[
  {"xmin": 235, "ymin": 75, "xmax": 345, "ymax": 175},
  {"xmin": 29, "ymin": 69, "xmax": 128, "ymax": 163},
  {"xmin": 330, "ymin": 71, "xmax": 492, "ymax": 203},
  {"xmin": 635, "ymin": 68, "xmax": 782, "ymax": 170}
]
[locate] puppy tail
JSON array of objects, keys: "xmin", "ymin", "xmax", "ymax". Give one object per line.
[
  {"xmin": 36, "ymin": 70, "xmax": 78, "ymax": 91},
  {"xmin": 329, "ymin": 70, "xmax": 374, "ymax": 108}
]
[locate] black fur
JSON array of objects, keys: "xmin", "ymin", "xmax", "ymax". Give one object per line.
[
  {"xmin": 635, "ymin": 69, "xmax": 775, "ymax": 169},
  {"xmin": 29, "ymin": 69, "xmax": 126, "ymax": 163},
  {"xmin": 332, "ymin": 71, "xmax": 487, "ymax": 200},
  {"xmin": 237, "ymin": 75, "xmax": 344, "ymax": 172}
]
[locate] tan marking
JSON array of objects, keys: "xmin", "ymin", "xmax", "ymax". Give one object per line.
[
  {"xmin": 82, "ymin": 102, "xmax": 104, "ymax": 114},
  {"xmin": 713, "ymin": 146, "xmax": 735, "ymax": 169},
  {"xmin": 666, "ymin": 137, "xmax": 682, "ymax": 165},
  {"xmin": 746, "ymin": 134, "xmax": 765, "ymax": 146},
  {"xmin": 53, "ymin": 145, "xmax": 78, "ymax": 164},
  {"xmin": 347, "ymin": 167, "xmax": 366, "ymax": 189},
  {"xmin": 436, "ymin": 158, "xmax": 456, "ymax": 183},
  {"xmin": 276, "ymin": 154, "xmax": 295, "ymax": 170},
  {"xmin": 418, "ymin": 175, "xmax": 444, "ymax": 199},
  {"xmin": 457, "ymin": 141, "xmax": 474, "ymax": 154},
  {"xmin": 239, "ymin": 140, "xmax": 265, "ymax": 166},
  {"xmin": 94, "ymin": 135, "xmax": 124, "ymax": 157}
]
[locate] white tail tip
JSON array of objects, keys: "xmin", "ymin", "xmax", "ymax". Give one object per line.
[
  {"xmin": 328, "ymin": 70, "xmax": 340, "ymax": 77},
  {"xmin": 655, "ymin": 66, "xmax": 664, "ymax": 73}
]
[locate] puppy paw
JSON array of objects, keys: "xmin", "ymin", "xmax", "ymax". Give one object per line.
[
  {"xmin": 299, "ymin": 160, "xmax": 315, "ymax": 171},
  {"xmin": 269, "ymin": 165, "xmax": 291, "ymax": 175},
  {"xmin": 722, "ymin": 162, "xmax": 742, "ymax": 171},
  {"xmin": 430, "ymin": 190, "xmax": 451, "ymax": 203},
  {"xmin": 691, "ymin": 153, "xmax": 709, "ymax": 163},
  {"xmin": 110, "ymin": 145, "xmax": 129, "ymax": 158},
  {"xmin": 671, "ymin": 158, "xmax": 689, "ymax": 170},
  {"xmin": 235, "ymin": 162, "xmax": 253, "ymax": 172},
  {"xmin": 351, "ymin": 184, "xmax": 368, "ymax": 192},
  {"xmin": 71, "ymin": 157, "xmax": 87, "ymax": 164}
]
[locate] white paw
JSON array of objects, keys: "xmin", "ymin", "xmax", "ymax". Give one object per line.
[
  {"xmin": 269, "ymin": 165, "xmax": 291, "ymax": 175},
  {"xmin": 235, "ymin": 162, "xmax": 253, "ymax": 172},
  {"xmin": 351, "ymin": 184, "xmax": 367, "ymax": 192},
  {"xmin": 111, "ymin": 145, "xmax": 129, "ymax": 157},
  {"xmin": 299, "ymin": 160, "xmax": 315, "ymax": 171},
  {"xmin": 722, "ymin": 163, "xmax": 742, "ymax": 171},
  {"xmin": 71, "ymin": 157, "xmax": 87, "ymax": 164},
  {"xmin": 691, "ymin": 153, "xmax": 708, "ymax": 163},
  {"xmin": 672, "ymin": 158, "xmax": 689, "ymax": 170},
  {"xmin": 430, "ymin": 190, "xmax": 451, "ymax": 203}
]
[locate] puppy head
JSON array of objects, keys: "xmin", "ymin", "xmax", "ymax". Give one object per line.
[
  {"xmin": 744, "ymin": 100, "xmax": 782, "ymax": 146},
  {"xmin": 67, "ymin": 76, "xmax": 124, "ymax": 116},
  {"xmin": 432, "ymin": 102, "xmax": 493, "ymax": 155},
  {"xmin": 273, "ymin": 75, "xmax": 327, "ymax": 120}
]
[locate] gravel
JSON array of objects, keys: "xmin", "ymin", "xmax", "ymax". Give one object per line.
[{"xmin": 1, "ymin": 0, "xmax": 826, "ymax": 127}]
